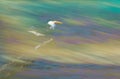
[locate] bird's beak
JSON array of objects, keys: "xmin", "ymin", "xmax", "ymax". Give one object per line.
[{"xmin": 54, "ymin": 21, "xmax": 62, "ymax": 24}]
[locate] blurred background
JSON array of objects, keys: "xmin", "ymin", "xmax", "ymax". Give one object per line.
[{"xmin": 0, "ymin": 0, "xmax": 120, "ymax": 79}]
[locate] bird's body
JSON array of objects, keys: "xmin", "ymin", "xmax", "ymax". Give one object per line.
[
  {"xmin": 48, "ymin": 21, "xmax": 56, "ymax": 30},
  {"xmin": 48, "ymin": 20, "xmax": 62, "ymax": 30}
]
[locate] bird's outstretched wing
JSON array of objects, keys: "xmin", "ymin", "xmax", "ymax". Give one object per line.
[{"xmin": 28, "ymin": 30, "xmax": 45, "ymax": 36}]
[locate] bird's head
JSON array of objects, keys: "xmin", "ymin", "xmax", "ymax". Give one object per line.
[{"xmin": 54, "ymin": 21, "xmax": 62, "ymax": 24}]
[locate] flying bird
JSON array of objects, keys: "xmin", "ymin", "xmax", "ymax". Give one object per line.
[{"xmin": 48, "ymin": 20, "xmax": 62, "ymax": 30}]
